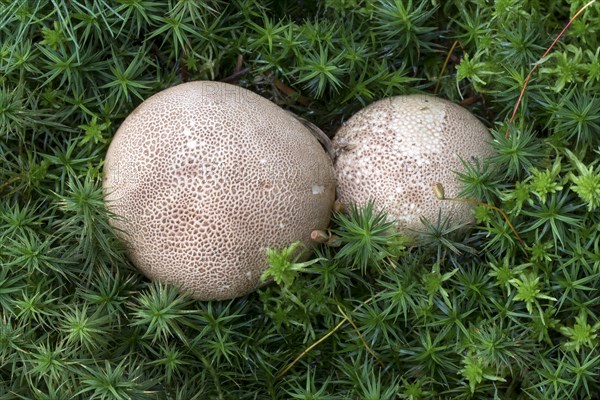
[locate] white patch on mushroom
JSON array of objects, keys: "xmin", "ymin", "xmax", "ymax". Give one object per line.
[
  {"xmin": 187, "ymin": 139, "xmax": 197, "ymax": 149},
  {"xmin": 397, "ymin": 214, "xmax": 417, "ymax": 223},
  {"xmin": 279, "ymin": 222, "xmax": 285, "ymax": 228},
  {"xmin": 332, "ymin": 94, "xmax": 494, "ymax": 239},
  {"xmin": 259, "ymin": 158, "xmax": 267, "ymax": 164},
  {"xmin": 245, "ymin": 271, "xmax": 252, "ymax": 279},
  {"xmin": 312, "ymin": 185, "xmax": 325, "ymax": 195},
  {"xmin": 182, "ymin": 127, "xmax": 191, "ymax": 135}
]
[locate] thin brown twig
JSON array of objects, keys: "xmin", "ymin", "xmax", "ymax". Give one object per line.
[
  {"xmin": 459, "ymin": 95, "xmax": 479, "ymax": 106},
  {"xmin": 276, "ymin": 296, "xmax": 375, "ymax": 379},
  {"xmin": 235, "ymin": 54, "xmax": 243, "ymax": 74},
  {"xmin": 336, "ymin": 305, "xmax": 385, "ymax": 369},
  {"xmin": 433, "ymin": 182, "xmax": 528, "ymax": 257},
  {"xmin": 220, "ymin": 67, "xmax": 251, "ymax": 83},
  {"xmin": 505, "ymin": 0, "xmax": 596, "ymax": 139},
  {"xmin": 275, "ymin": 318, "xmax": 346, "ymax": 379},
  {"xmin": 180, "ymin": 44, "xmax": 190, "ymax": 82},
  {"xmin": 220, "ymin": 55, "xmax": 251, "ymax": 84},
  {"xmin": 434, "ymin": 40, "xmax": 461, "ymax": 95},
  {"xmin": 271, "ymin": 76, "xmax": 311, "ymax": 106},
  {"xmin": 448, "ymin": 196, "xmax": 527, "ymax": 255}
]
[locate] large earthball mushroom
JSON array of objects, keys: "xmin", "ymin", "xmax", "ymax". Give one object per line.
[
  {"xmin": 103, "ymin": 81, "xmax": 335, "ymax": 301},
  {"xmin": 333, "ymin": 94, "xmax": 495, "ymax": 237}
]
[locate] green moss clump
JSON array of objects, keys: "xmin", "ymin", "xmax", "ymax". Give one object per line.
[{"xmin": 2, "ymin": 0, "xmax": 600, "ymax": 398}]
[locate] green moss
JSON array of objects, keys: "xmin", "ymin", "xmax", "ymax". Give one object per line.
[{"xmin": 2, "ymin": 0, "xmax": 600, "ymax": 398}]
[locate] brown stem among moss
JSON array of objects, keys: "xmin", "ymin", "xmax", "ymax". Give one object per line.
[
  {"xmin": 432, "ymin": 182, "xmax": 528, "ymax": 257},
  {"xmin": 310, "ymin": 229, "xmax": 341, "ymax": 247},
  {"xmin": 504, "ymin": 0, "xmax": 596, "ymax": 139}
]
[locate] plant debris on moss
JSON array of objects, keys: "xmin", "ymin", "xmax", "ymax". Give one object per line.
[{"xmin": 2, "ymin": 0, "xmax": 600, "ymax": 398}]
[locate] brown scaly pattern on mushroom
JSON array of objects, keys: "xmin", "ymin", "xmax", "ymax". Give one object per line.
[
  {"xmin": 333, "ymin": 94, "xmax": 495, "ymax": 237},
  {"xmin": 103, "ymin": 81, "xmax": 335, "ymax": 300}
]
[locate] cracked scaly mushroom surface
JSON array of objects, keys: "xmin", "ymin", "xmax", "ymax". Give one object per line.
[
  {"xmin": 333, "ymin": 94, "xmax": 495, "ymax": 236},
  {"xmin": 103, "ymin": 81, "xmax": 335, "ymax": 300}
]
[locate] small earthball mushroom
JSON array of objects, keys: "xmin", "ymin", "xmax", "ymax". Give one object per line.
[
  {"xmin": 103, "ymin": 81, "xmax": 335, "ymax": 301},
  {"xmin": 333, "ymin": 94, "xmax": 495, "ymax": 237}
]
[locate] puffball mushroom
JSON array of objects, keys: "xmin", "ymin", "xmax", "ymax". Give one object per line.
[
  {"xmin": 103, "ymin": 81, "xmax": 335, "ymax": 301},
  {"xmin": 333, "ymin": 94, "xmax": 495, "ymax": 237}
]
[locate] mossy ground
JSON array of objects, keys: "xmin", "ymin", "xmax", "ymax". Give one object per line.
[{"xmin": 2, "ymin": 0, "xmax": 600, "ymax": 399}]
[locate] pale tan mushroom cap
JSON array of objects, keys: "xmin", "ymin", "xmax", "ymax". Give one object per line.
[
  {"xmin": 333, "ymin": 94, "xmax": 494, "ymax": 236},
  {"xmin": 103, "ymin": 81, "xmax": 335, "ymax": 300}
]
